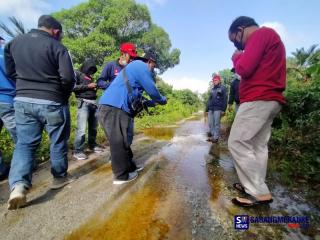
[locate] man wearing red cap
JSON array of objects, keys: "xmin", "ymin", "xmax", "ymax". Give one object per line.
[
  {"xmin": 97, "ymin": 42, "xmax": 137, "ymax": 90},
  {"xmin": 205, "ymin": 74, "xmax": 228, "ymax": 143}
]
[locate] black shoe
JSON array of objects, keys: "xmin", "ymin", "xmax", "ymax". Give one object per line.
[{"xmin": 50, "ymin": 175, "xmax": 76, "ymax": 190}]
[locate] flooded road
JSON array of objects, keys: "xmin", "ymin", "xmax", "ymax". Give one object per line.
[
  {"xmin": 65, "ymin": 117, "xmax": 320, "ymax": 240},
  {"xmin": 0, "ymin": 116, "xmax": 319, "ymax": 240}
]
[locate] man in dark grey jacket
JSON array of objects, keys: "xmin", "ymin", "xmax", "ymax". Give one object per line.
[
  {"xmin": 4, "ymin": 15, "xmax": 75, "ymax": 210},
  {"xmin": 205, "ymin": 74, "xmax": 228, "ymax": 143}
]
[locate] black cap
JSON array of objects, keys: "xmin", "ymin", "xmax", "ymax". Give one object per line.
[
  {"xmin": 135, "ymin": 50, "xmax": 157, "ymax": 63},
  {"xmin": 38, "ymin": 15, "xmax": 62, "ymax": 30}
]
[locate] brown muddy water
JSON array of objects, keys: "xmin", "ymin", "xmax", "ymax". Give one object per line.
[{"xmin": 65, "ymin": 119, "xmax": 320, "ymax": 240}]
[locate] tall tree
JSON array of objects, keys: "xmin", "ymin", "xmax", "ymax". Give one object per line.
[
  {"xmin": 53, "ymin": 0, "xmax": 180, "ymax": 73},
  {"xmin": 0, "ymin": 16, "xmax": 27, "ymax": 38}
]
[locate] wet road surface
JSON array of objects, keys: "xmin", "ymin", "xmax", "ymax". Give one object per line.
[{"xmin": 0, "ymin": 116, "xmax": 319, "ymax": 239}]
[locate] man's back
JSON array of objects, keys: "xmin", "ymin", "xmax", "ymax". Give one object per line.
[{"xmin": 5, "ymin": 29, "xmax": 75, "ymax": 103}]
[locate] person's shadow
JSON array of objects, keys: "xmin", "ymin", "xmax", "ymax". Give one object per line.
[{"xmin": 26, "ymin": 187, "xmax": 65, "ymax": 207}]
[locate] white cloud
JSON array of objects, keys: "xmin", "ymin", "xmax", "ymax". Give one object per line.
[
  {"xmin": 0, "ymin": 0, "xmax": 51, "ymax": 29},
  {"xmin": 261, "ymin": 21, "xmax": 292, "ymax": 45},
  {"xmin": 163, "ymin": 75, "xmax": 209, "ymax": 94},
  {"xmin": 262, "ymin": 22, "xmax": 290, "ymax": 42}
]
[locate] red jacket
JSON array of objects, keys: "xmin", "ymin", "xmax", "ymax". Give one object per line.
[{"xmin": 232, "ymin": 27, "xmax": 286, "ymax": 104}]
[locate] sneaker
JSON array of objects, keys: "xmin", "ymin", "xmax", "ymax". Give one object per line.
[
  {"xmin": 90, "ymin": 146, "xmax": 103, "ymax": 153},
  {"xmin": 8, "ymin": 184, "xmax": 28, "ymax": 210},
  {"xmin": 113, "ymin": 171, "xmax": 138, "ymax": 185},
  {"xmin": 136, "ymin": 163, "xmax": 144, "ymax": 172},
  {"xmin": 50, "ymin": 175, "xmax": 76, "ymax": 190},
  {"xmin": 73, "ymin": 152, "xmax": 88, "ymax": 160}
]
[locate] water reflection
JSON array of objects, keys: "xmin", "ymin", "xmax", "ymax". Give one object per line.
[
  {"xmin": 207, "ymin": 144, "xmax": 235, "ymax": 172},
  {"xmin": 143, "ymin": 127, "xmax": 176, "ymax": 140}
]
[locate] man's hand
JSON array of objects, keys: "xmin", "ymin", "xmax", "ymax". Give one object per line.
[
  {"xmin": 87, "ymin": 83, "xmax": 97, "ymax": 89},
  {"xmin": 231, "ymin": 50, "xmax": 243, "ymax": 62}
]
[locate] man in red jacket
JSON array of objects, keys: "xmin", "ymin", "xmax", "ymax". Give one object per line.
[{"xmin": 227, "ymin": 16, "xmax": 286, "ymax": 207}]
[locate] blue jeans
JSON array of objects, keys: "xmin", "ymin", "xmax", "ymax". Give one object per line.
[
  {"xmin": 0, "ymin": 102, "xmax": 17, "ymax": 174},
  {"xmin": 9, "ymin": 101, "xmax": 70, "ymax": 189},
  {"xmin": 74, "ymin": 100, "xmax": 98, "ymax": 153},
  {"xmin": 208, "ymin": 110, "xmax": 222, "ymax": 140}
]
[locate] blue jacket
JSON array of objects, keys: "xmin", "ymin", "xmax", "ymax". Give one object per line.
[
  {"xmin": 99, "ymin": 60, "xmax": 166, "ymax": 115},
  {"xmin": 97, "ymin": 60, "xmax": 123, "ymax": 90},
  {"xmin": 206, "ymin": 84, "xmax": 228, "ymax": 112},
  {"xmin": 0, "ymin": 47, "xmax": 15, "ymax": 104}
]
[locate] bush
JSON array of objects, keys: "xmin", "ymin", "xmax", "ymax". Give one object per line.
[{"xmin": 269, "ymin": 76, "xmax": 320, "ymax": 185}]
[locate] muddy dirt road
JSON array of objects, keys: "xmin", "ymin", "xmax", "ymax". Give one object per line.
[{"xmin": 0, "ymin": 116, "xmax": 319, "ymax": 240}]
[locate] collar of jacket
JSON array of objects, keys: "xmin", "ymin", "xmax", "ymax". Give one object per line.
[{"xmin": 29, "ymin": 29, "xmax": 55, "ymax": 39}]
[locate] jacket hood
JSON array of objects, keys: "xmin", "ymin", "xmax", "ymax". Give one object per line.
[{"xmin": 80, "ymin": 59, "xmax": 97, "ymax": 75}]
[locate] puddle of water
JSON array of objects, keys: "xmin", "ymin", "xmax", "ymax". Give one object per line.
[
  {"xmin": 142, "ymin": 127, "xmax": 176, "ymax": 141},
  {"xmin": 65, "ymin": 173, "xmax": 169, "ymax": 240},
  {"xmin": 205, "ymin": 142, "xmax": 319, "ymax": 239},
  {"xmin": 64, "ymin": 159, "xmax": 192, "ymax": 240}
]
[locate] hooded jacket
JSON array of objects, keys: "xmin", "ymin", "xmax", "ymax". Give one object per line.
[{"xmin": 73, "ymin": 59, "xmax": 98, "ymax": 100}]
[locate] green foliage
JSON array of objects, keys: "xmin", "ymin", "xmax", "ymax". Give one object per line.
[
  {"xmin": 53, "ymin": 0, "xmax": 180, "ymax": 72},
  {"xmin": 270, "ymin": 51, "xmax": 320, "ymax": 185}
]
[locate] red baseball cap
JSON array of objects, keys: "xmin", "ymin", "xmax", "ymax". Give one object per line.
[
  {"xmin": 212, "ymin": 74, "xmax": 221, "ymax": 81},
  {"xmin": 120, "ymin": 42, "xmax": 137, "ymax": 58}
]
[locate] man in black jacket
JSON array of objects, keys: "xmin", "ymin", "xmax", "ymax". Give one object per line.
[
  {"xmin": 4, "ymin": 15, "xmax": 75, "ymax": 210},
  {"xmin": 205, "ymin": 74, "xmax": 228, "ymax": 143},
  {"xmin": 228, "ymin": 68, "xmax": 240, "ymax": 113},
  {"xmin": 73, "ymin": 59, "xmax": 103, "ymax": 160}
]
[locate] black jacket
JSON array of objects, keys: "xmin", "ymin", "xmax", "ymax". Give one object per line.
[
  {"xmin": 73, "ymin": 59, "xmax": 97, "ymax": 100},
  {"xmin": 228, "ymin": 78, "xmax": 240, "ymax": 105},
  {"xmin": 206, "ymin": 84, "xmax": 228, "ymax": 112},
  {"xmin": 4, "ymin": 29, "xmax": 75, "ymax": 104}
]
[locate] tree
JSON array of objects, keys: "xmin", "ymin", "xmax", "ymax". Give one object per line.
[
  {"xmin": 0, "ymin": 16, "xmax": 28, "ymax": 38},
  {"xmin": 53, "ymin": 0, "xmax": 180, "ymax": 72},
  {"xmin": 289, "ymin": 44, "xmax": 319, "ymax": 81}
]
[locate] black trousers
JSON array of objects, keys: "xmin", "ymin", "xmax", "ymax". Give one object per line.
[{"xmin": 98, "ymin": 105, "xmax": 136, "ymax": 180}]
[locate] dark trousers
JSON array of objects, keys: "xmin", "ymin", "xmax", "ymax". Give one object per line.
[{"xmin": 98, "ymin": 105, "xmax": 136, "ymax": 180}]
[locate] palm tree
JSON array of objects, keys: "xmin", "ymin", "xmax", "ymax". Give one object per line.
[
  {"xmin": 0, "ymin": 16, "xmax": 28, "ymax": 38},
  {"xmin": 288, "ymin": 44, "xmax": 319, "ymax": 81},
  {"xmin": 292, "ymin": 44, "xmax": 318, "ymax": 67}
]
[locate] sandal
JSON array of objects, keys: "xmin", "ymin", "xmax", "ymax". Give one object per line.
[
  {"xmin": 233, "ymin": 182, "xmax": 247, "ymax": 194},
  {"xmin": 231, "ymin": 195, "xmax": 273, "ymax": 207}
]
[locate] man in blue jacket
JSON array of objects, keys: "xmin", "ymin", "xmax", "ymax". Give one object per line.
[
  {"xmin": 205, "ymin": 74, "xmax": 228, "ymax": 143},
  {"xmin": 0, "ymin": 36, "xmax": 17, "ymax": 180},
  {"xmin": 98, "ymin": 51, "xmax": 167, "ymax": 184}
]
